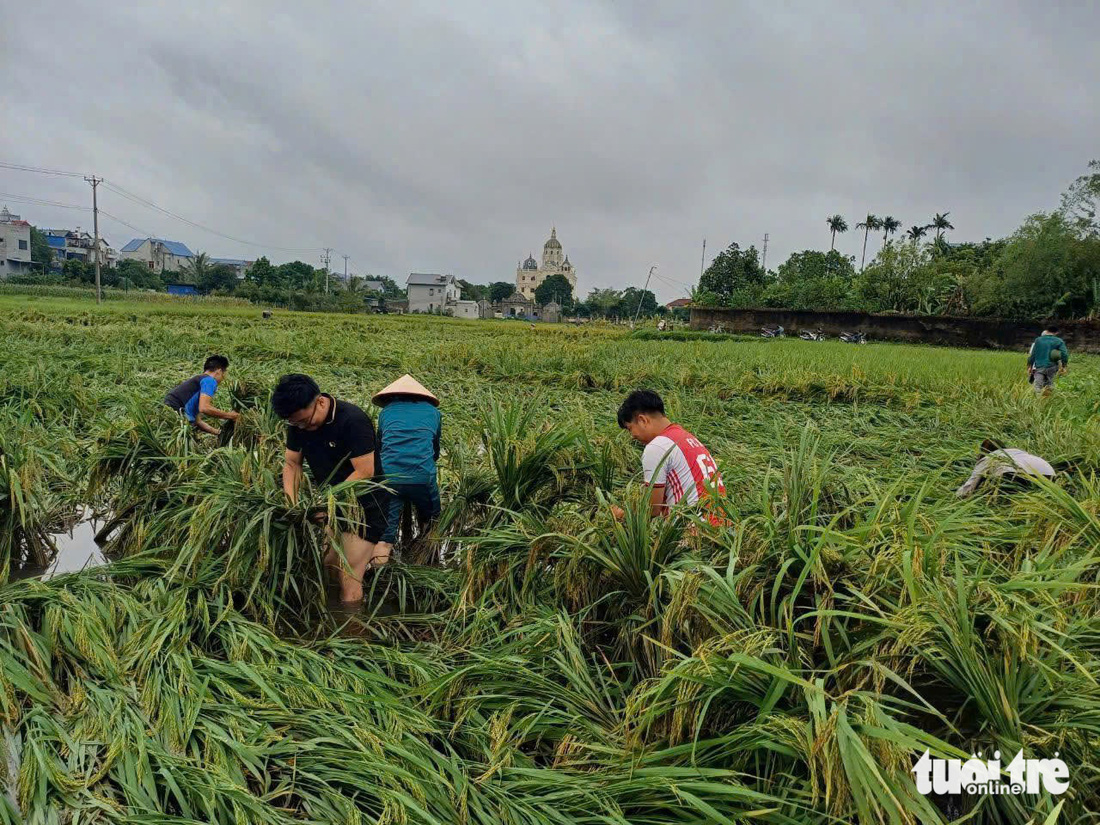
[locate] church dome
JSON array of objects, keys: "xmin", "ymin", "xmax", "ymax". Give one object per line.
[
  {"xmin": 523, "ymin": 254, "xmax": 538, "ymax": 270},
  {"xmin": 544, "ymin": 227, "xmax": 562, "ymax": 250}
]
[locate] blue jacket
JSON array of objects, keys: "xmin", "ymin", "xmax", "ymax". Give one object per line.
[{"xmin": 378, "ymin": 400, "xmax": 441, "ymax": 483}]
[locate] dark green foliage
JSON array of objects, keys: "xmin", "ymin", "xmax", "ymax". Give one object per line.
[
  {"xmin": 29, "ymin": 226, "xmax": 53, "ymax": 269},
  {"xmin": 115, "ymin": 257, "xmax": 164, "ymax": 289},
  {"xmin": 535, "ymin": 273, "xmax": 575, "ymax": 309},
  {"xmin": 769, "ymin": 249, "xmax": 857, "ymax": 311},
  {"xmin": 489, "ymin": 280, "xmax": 516, "ymax": 302},
  {"xmin": 697, "ymin": 242, "xmax": 767, "ymax": 306}
]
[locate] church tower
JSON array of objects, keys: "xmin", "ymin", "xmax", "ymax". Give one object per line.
[
  {"xmin": 542, "ymin": 227, "xmax": 563, "ymax": 269},
  {"xmin": 515, "ymin": 226, "xmax": 578, "ymax": 300}
]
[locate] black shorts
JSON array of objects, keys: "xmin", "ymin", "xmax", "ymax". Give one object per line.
[{"xmin": 334, "ymin": 492, "xmax": 387, "ymax": 544}]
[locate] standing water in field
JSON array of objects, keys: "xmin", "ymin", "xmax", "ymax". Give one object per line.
[
  {"xmin": 10, "ymin": 509, "xmax": 108, "ymax": 581},
  {"xmin": 44, "ymin": 513, "xmax": 107, "ymax": 579}
]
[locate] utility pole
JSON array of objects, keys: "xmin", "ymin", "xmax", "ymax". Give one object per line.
[
  {"xmin": 632, "ymin": 265, "xmax": 656, "ymax": 329},
  {"xmin": 761, "ymin": 233, "xmax": 769, "ymax": 272},
  {"xmin": 321, "ymin": 248, "xmax": 332, "ymax": 293},
  {"xmin": 342, "ymin": 254, "xmax": 349, "ymax": 284},
  {"xmin": 699, "ymin": 237, "xmax": 706, "ymax": 281},
  {"xmin": 84, "ymin": 175, "xmax": 102, "ymax": 303}
]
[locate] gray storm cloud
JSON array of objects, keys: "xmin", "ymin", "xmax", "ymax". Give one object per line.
[{"xmin": 2, "ymin": 0, "xmax": 1097, "ymax": 299}]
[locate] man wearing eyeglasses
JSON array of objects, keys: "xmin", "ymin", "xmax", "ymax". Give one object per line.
[{"xmin": 271, "ymin": 373, "xmax": 387, "ymax": 604}]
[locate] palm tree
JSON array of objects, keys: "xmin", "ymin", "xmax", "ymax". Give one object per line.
[
  {"xmin": 931, "ymin": 212, "xmax": 954, "ymax": 241},
  {"xmin": 907, "ymin": 225, "xmax": 928, "ymax": 241},
  {"xmin": 880, "ymin": 216, "xmax": 901, "ymax": 249},
  {"xmin": 179, "ymin": 252, "xmax": 210, "ymax": 285},
  {"xmin": 826, "ymin": 215, "xmax": 848, "ymax": 251},
  {"xmin": 855, "ymin": 214, "xmax": 882, "ymax": 271}
]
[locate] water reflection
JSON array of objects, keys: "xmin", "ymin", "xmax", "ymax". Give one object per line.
[
  {"xmin": 45, "ymin": 517, "xmax": 106, "ymax": 579},
  {"xmin": 10, "ymin": 511, "xmax": 109, "ymax": 582}
]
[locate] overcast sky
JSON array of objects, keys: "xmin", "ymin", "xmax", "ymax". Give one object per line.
[{"xmin": 2, "ymin": 0, "xmax": 1097, "ymax": 300}]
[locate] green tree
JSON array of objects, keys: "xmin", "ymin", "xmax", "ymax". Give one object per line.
[
  {"xmin": 582, "ymin": 288, "xmax": 622, "ymax": 318},
  {"xmin": 697, "ymin": 242, "xmax": 766, "ymax": 306},
  {"xmin": 534, "ymin": 273, "xmax": 574, "ymax": 309},
  {"xmin": 457, "ymin": 280, "xmax": 480, "ymax": 300},
  {"xmin": 1061, "ymin": 159, "xmax": 1100, "ymax": 237},
  {"xmin": 29, "ymin": 227, "xmax": 54, "ymax": 270},
  {"xmin": 246, "ymin": 257, "xmax": 277, "ymax": 288},
  {"xmin": 967, "ymin": 212, "xmax": 1100, "ymax": 319},
  {"xmin": 826, "ymin": 214, "xmax": 848, "ymax": 251},
  {"xmin": 855, "ymin": 240, "xmax": 950, "ymax": 313},
  {"xmin": 62, "ymin": 258, "xmax": 94, "ymax": 284},
  {"xmin": 930, "ymin": 212, "xmax": 954, "ymax": 241},
  {"xmin": 275, "ymin": 261, "xmax": 315, "ymax": 290},
  {"xmin": 617, "ymin": 286, "xmax": 658, "ymax": 319},
  {"xmin": 116, "ymin": 258, "xmax": 163, "ymax": 290},
  {"xmin": 179, "ymin": 252, "xmax": 211, "ymax": 286},
  {"xmin": 199, "ymin": 263, "xmax": 238, "ymax": 294},
  {"xmin": 855, "ymin": 214, "xmax": 882, "ymax": 272},
  {"xmin": 488, "ymin": 281, "xmax": 515, "ymax": 303},
  {"xmin": 374, "ymin": 275, "xmax": 404, "ymax": 298},
  {"xmin": 881, "ymin": 216, "xmax": 901, "ymax": 249},
  {"xmin": 907, "ymin": 225, "xmax": 928, "ymax": 241},
  {"xmin": 769, "ymin": 249, "xmax": 857, "ymax": 310}
]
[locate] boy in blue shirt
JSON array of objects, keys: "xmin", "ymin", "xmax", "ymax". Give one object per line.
[
  {"xmin": 163, "ymin": 354, "xmax": 239, "ymax": 435},
  {"xmin": 371, "ymin": 374, "xmax": 442, "ymax": 565}
]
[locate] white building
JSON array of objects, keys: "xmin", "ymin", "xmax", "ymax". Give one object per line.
[
  {"xmin": 406, "ymin": 272, "xmax": 459, "ymax": 313},
  {"xmin": 0, "ymin": 207, "xmax": 33, "ymax": 277},
  {"xmin": 447, "ymin": 299, "xmax": 480, "ymax": 319},
  {"xmin": 515, "ymin": 227, "xmax": 577, "ymax": 300},
  {"xmin": 120, "ymin": 237, "xmax": 194, "ymax": 274},
  {"xmin": 42, "ymin": 229, "xmax": 116, "ymax": 269},
  {"xmin": 210, "ymin": 257, "xmax": 253, "ymax": 280}
]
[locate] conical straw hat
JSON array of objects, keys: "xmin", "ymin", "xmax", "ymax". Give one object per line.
[{"xmin": 372, "ymin": 374, "xmax": 439, "ymax": 406}]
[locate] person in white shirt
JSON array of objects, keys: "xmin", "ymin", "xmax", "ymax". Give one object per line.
[{"xmin": 956, "ymin": 439, "xmax": 1055, "ymax": 498}]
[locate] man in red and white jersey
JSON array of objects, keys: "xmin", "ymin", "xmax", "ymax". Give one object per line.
[{"xmin": 615, "ymin": 389, "xmax": 725, "ymax": 518}]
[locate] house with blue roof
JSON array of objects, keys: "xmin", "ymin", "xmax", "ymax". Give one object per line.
[
  {"xmin": 119, "ymin": 237, "xmax": 194, "ymax": 275},
  {"xmin": 42, "ymin": 229, "xmax": 114, "ymax": 270}
]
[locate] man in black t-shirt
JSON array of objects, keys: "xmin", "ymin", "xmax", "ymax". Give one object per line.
[{"xmin": 271, "ymin": 373, "xmax": 387, "ymax": 604}]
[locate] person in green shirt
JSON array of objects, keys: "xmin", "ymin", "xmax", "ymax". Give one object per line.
[{"xmin": 1027, "ymin": 326, "xmax": 1069, "ymax": 395}]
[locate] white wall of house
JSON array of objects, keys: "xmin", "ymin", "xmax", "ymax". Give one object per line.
[
  {"xmin": 448, "ymin": 300, "xmax": 480, "ymax": 319},
  {"xmin": 407, "ymin": 275, "xmax": 460, "ymax": 313},
  {"xmin": 120, "ymin": 239, "xmax": 191, "ymax": 274},
  {"xmin": 0, "ymin": 220, "xmax": 32, "ymax": 277}
]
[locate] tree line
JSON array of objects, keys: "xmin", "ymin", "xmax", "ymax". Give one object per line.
[
  {"xmin": 16, "ymin": 245, "xmax": 405, "ymax": 313},
  {"xmin": 458, "ymin": 273, "xmax": 662, "ymax": 319},
  {"xmin": 698, "ymin": 160, "xmax": 1100, "ymax": 320}
]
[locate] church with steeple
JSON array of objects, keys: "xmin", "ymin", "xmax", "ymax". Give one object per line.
[{"xmin": 515, "ymin": 227, "xmax": 577, "ymax": 299}]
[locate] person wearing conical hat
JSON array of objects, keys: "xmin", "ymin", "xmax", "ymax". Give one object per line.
[{"xmin": 371, "ymin": 374, "xmax": 442, "ymax": 564}]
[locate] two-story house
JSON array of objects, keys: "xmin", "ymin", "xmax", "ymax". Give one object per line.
[
  {"xmin": 406, "ymin": 273, "xmax": 459, "ymax": 313},
  {"xmin": 0, "ymin": 207, "xmax": 33, "ymax": 277},
  {"xmin": 119, "ymin": 238, "xmax": 194, "ymax": 274}
]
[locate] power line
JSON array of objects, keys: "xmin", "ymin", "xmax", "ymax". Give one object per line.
[
  {"xmin": 99, "ymin": 181, "xmax": 322, "ymax": 253},
  {"xmin": 0, "ymin": 189, "xmax": 158, "ymax": 238},
  {"xmin": 0, "ymin": 191, "xmax": 88, "ymax": 211},
  {"xmin": 97, "ymin": 209, "xmax": 156, "ymax": 238},
  {"xmin": 0, "ymin": 161, "xmax": 85, "ymax": 178},
  {"xmin": 3, "ymin": 158, "xmax": 336, "ymax": 260}
]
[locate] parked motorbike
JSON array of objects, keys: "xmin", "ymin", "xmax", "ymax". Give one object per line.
[
  {"xmin": 798, "ymin": 328, "xmax": 826, "ymax": 341},
  {"xmin": 839, "ymin": 331, "xmax": 867, "ymax": 344},
  {"xmin": 760, "ymin": 325, "xmax": 785, "ymax": 338}
]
